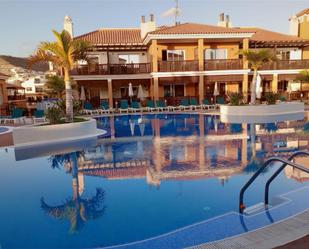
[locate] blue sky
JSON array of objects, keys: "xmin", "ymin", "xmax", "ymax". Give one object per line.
[{"xmin": 0, "ymin": 0, "xmax": 308, "ymax": 57}]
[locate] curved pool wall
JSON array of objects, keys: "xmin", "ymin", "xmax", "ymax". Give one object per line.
[
  {"xmin": 12, "ymin": 118, "xmax": 105, "ymax": 147},
  {"xmin": 0, "ymin": 113, "xmax": 308, "ymax": 249}
]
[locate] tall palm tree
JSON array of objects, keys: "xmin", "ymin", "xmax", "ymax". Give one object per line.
[
  {"xmin": 29, "ymin": 30, "xmax": 91, "ymax": 122},
  {"xmin": 242, "ymin": 49, "xmax": 277, "ymax": 104}
]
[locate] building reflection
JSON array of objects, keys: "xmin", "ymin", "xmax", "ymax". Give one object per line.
[
  {"xmin": 82, "ymin": 114, "xmax": 309, "ymax": 185},
  {"xmin": 14, "ymin": 114, "xmax": 308, "ymax": 228}
]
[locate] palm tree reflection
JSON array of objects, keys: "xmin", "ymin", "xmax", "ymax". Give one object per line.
[
  {"xmin": 41, "ymin": 152, "xmax": 106, "ymax": 233},
  {"xmin": 244, "ymin": 124, "xmax": 264, "ymax": 173}
]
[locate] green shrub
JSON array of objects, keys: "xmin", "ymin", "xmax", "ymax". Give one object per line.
[
  {"xmin": 227, "ymin": 92, "xmax": 243, "ymax": 106},
  {"xmin": 46, "ymin": 106, "xmax": 64, "ymax": 124},
  {"xmin": 279, "ymin": 95, "xmax": 287, "ymax": 102},
  {"xmin": 56, "ymin": 100, "xmax": 81, "ymax": 115},
  {"xmin": 264, "ymin": 92, "xmax": 278, "ymax": 105}
]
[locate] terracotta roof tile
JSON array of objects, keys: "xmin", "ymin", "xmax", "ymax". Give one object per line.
[
  {"xmin": 75, "ymin": 28, "xmax": 143, "ymax": 45},
  {"xmin": 296, "ymin": 8, "xmax": 309, "ymax": 17},
  {"xmin": 0, "ymin": 72, "xmax": 9, "ymax": 77},
  {"xmin": 149, "ymin": 22, "xmax": 253, "ymax": 35},
  {"xmin": 242, "ymin": 27, "xmax": 309, "ymax": 43}
]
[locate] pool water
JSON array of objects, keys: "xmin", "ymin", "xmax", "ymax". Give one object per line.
[{"xmin": 0, "ymin": 114, "xmax": 308, "ymax": 249}]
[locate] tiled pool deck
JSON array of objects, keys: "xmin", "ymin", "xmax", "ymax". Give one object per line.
[{"xmin": 101, "ymin": 186, "xmax": 309, "ymax": 249}]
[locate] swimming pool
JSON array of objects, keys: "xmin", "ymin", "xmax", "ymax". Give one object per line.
[{"xmin": 0, "ymin": 114, "xmax": 308, "ymax": 249}]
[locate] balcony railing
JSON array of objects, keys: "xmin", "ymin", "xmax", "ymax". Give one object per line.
[
  {"xmin": 204, "ymin": 59, "xmax": 243, "ymax": 71},
  {"xmin": 71, "ymin": 63, "xmax": 151, "ymax": 75},
  {"xmin": 260, "ymin": 59, "xmax": 309, "ymax": 70},
  {"xmin": 158, "ymin": 60, "xmax": 199, "ymax": 72}
]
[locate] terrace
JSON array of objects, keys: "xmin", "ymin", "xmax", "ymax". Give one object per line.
[
  {"xmin": 260, "ymin": 59, "xmax": 309, "ymax": 70},
  {"xmin": 71, "ymin": 62, "xmax": 151, "ymax": 75},
  {"xmin": 71, "ymin": 59, "xmax": 309, "ymax": 75}
]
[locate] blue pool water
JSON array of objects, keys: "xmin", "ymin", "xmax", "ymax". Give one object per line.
[{"xmin": 0, "ymin": 114, "xmax": 308, "ymax": 249}]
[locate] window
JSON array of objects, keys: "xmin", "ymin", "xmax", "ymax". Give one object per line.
[
  {"xmin": 118, "ymin": 54, "xmax": 139, "ymax": 64},
  {"xmin": 34, "ymin": 78, "xmax": 41, "ymax": 84},
  {"xmin": 35, "ymin": 87, "xmax": 44, "ymax": 93},
  {"xmin": 205, "ymin": 49, "xmax": 227, "ymax": 59},
  {"xmin": 163, "ymin": 85, "xmax": 184, "ymax": 97},
  {"xmin": 162, "ymin": 50, "xmax": 185, "ymax": 61},
  {"xmin": 26, "ymin": 87, "xmax": 32, "ymax": 91}
]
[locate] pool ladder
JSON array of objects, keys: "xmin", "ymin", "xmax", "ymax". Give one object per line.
[{"xmin": 239, "ymin": 150, "xmax": 309, "ymax": 213}]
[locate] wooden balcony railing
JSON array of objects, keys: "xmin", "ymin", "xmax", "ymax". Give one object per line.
[
  {"xmin": 260, "ymin": 59, "xmax": 309, "ymax": 70},
  {"xmin": 71, "ymin": 63, "xmax": 151, "ymax": 75},
  {"xmin": 158, "ymin": 60, "xmax": 199, "ymax": 72},
  {"xmin": 204, "ymin": 59, "xmax": 243, "ymax": 71}
]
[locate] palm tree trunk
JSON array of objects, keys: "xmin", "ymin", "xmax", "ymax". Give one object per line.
[
  {"xmin": 64, "ymin": 68, "xmax": 73, "ymax": 122},
  {"xmin": 250, "ymin": 69, "xmax": 257, "ymax": 104}
]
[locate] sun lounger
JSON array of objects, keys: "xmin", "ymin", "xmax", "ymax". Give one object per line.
[
  {"xmin": 179, "ymin": 99, "xmax": 191, "ymax": 110},
  {"xmin": 33, "ymin": 110, "xmax": 46, "ymax": 124},
  {"xmin": 130, "ymin": 101, "xmax": 142, "ymax": 112},
  {"xmin": 99, "ymin": 101, "xmax": 113, "ymax": 114},
  {"xmin": 189, "ymin": 98, "xmax": 200, "ymax": 110},
  {"xmin": 146, "ymin": 100, "xmax": 158, "ymax": 112},
  {"xmin": 156, "ymin": 100, "xmax": 168, "ymax": 111},
  {"xmin": 4, "ymin": 108, "xmax": 25, "ymax": 124},
  {"xmin": 201, "ymin": 99, "xmax": 215, "ymax": 110},
  {"xmin": 83, "ymin": 102, "xmax": 98, "ymax": 115},
  {"xmin": 119, "ymin": 100, "xmax": 130, "ymax": 113},
  {"xmin": 216, "ymin": 97, "xmax": 225, "ymax": 108}
]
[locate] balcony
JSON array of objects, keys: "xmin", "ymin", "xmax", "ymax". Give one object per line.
[
  {"xmin": 71, "ymin": 63, "xmax": 151, "ymax": 75},
  {"xmin": 260, "ymin": 59, "xmax": 309, "ymax": 70},
  {"xmin": 204, "ymin": 59, "xmax": 243, "ymax": 71},
  {"xmin": 158, "ymin": 60, "xmax": 199, "ymax": 72}
]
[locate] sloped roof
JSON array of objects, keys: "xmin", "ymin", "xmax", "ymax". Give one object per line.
[
  {"xmin": 0, "ymin": 72, "xmax": 8, "ymax": 77},
  {"xmin": 246, "ymin": 28, "xmax": 308, "ymax": 43},
  {"xmin": 296, "ymin": 8, "xmax": 309, "ymax": 17},
  {"xmin": 74, "ymin": 28, "xmax": 143, "ymax": 46},
  {"xmin": 149, "ymin": 22, "xmax": 253, "ymax": 35}
]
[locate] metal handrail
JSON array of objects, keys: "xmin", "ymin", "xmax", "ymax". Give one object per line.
[
  {"xmin": 239, "ymin": 151, "xmax": 309, "ymax": 213},
  {"xmin": 264, "ymin": 151, "xmax": 309, "ymax": 205}
]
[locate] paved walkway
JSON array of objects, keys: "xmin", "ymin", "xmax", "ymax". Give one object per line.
[{"xmin": 189, "ymin": 210, "xmax": 309, "ymax": 249}]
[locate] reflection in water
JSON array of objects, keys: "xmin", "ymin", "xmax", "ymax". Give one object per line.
[
  {"xmin": 41, "ymin": 152, "xmax": 106, "ymax": 233},
  {"xmin": 2, "ymin": 114, "xmax": 308, "ymax": 249}
]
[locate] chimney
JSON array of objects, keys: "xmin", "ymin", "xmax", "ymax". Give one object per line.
[
  {"xmin": 289, "ymin": 15, "xmax": 299, "ymax": 36},
  {"xmin": 150, "ymin": 14, "xmax": 154, "ymax": 22},
  {"xmin": 140, "ymin": 14, "xmax": 156, "ymax": 39},
  {"xmin": 63, "ymin": 15, "xmax": 73, "ymax": 37},
  {"xmin": 217, "ymin": 13, "xmax": 232, "ymax": 28},
  {"xmin": 220, "ymin": 13, "xmax": 225, "ymax": 22},
  {"xmin": 225, "ymin": 15, "xmax": 232, "ymax": 28}
]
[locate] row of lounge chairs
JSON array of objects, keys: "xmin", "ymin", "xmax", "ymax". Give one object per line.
[
  {"xmin": 0, "ymin": 108, "xmax": 46, "ymax": 125},
  {"xmin": 82, "ymin": 97, "xmax": 225, "ymax": 115}
]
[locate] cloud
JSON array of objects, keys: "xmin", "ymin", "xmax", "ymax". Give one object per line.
[{"xmin": 161, "ymin": 7, "xmax": 181, "ymax": 18}]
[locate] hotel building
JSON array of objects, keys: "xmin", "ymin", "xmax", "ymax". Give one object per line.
[{"xmin": 70, "ymin": 10, "xmax": 309, "ymax": 107}]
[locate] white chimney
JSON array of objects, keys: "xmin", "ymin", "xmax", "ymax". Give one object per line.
[
  {"xmin": 217, "ymin": 13, "xmax": 232, "ymax": 28},
  {"xmin": 64, "ymin": 15, "xmax": 73, "ymax": 37},
  {"xmin": 289, "ymin": 15, "xmax": 299, "ymax": 36},
  {"xmin": 140, "ymin": 14, "xmax": 156, "ymax": 39}
]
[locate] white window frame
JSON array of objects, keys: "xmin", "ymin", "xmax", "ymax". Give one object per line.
[
  {"xmin": 205, "ymin": 48, "xmax": 227, "ymax": 60},
  {"xmin": 166, "ymin": 50, "xmax": 186, "ymax": 61}
]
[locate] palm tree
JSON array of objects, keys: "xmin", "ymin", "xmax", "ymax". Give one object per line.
[
  {"xmin": 45, "ymin": 75, "xmax": 65, "ymax": 98},
  {"xmin": 242, "ymin": 49, "xmax": 277, "ymax": 104},
  {"xmin": 29, "ymin": 30, "xmax": 91, "ymax": 122},
  {"xmin": 296, "ymin": 70, "xmax": 309, "ymax": 83}
]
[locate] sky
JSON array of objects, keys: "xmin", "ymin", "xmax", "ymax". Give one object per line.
[{"xmin": 0, "ymin": 0, "xmax": 308, "ymax": 57}]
